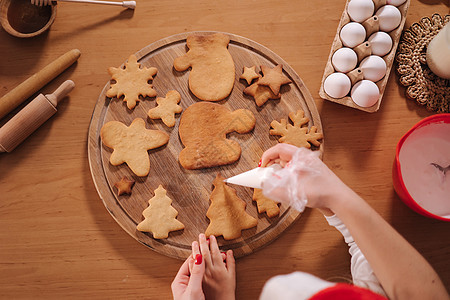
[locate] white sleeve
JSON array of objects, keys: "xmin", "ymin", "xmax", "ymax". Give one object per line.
[
  {"xmin": 259, "ymin": 271, "xmax": 335, "ymax": 300},
  {"xmin": 325, "ymin": 214, "xmax": 387, "ymax": 297}
]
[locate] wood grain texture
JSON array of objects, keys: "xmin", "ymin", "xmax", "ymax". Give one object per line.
[
  {"xmin": 88, "ymin": 31, "xmax": 322, "ymax": 259},
  {"xmin": 0, "ymin": 1, "xmax": 449, "ymax": 299}
]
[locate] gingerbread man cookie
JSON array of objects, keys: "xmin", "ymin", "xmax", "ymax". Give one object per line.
[
  {"xmin": 147, "ymin": 90, "xmax": 183, "ymax": 127},
  {"xmin": 100, "ymin": 118, "xmax": 169, "ymax": 176}
]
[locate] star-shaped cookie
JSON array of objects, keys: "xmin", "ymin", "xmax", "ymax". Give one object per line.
[
  {"xmin": 243, "ymin": 78, "xmax": 281, "ymax": 106},
  {"xmin": 114, "ymin": 176, "xmax": 135, "ymax": 196},
  {"xmin": 100, "ymin": 118, "xmax": 169, "ymax": 176},
  {"xmin": 106, "ymin": 54, "xmax": 158, "ymax": 110},
  {"xmin": 147, "ymin": 90, "xmax": 183, "ymax": 127},
  {"xmin": 239, "ymin": 66, "xmax": 260, "ymax": 85},
  {"xmin": 258, "ymin": 64, "xmax": 292, "ymax": 95}
]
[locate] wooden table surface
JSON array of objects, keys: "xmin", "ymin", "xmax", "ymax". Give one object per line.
[{"xmin": 1, "ymin": 0, "xmax": 449, "ymax": 298}]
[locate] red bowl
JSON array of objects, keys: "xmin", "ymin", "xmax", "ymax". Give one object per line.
[{"xmin": 392, "ymin": 113, "xmax": 450, "ymax": 221}]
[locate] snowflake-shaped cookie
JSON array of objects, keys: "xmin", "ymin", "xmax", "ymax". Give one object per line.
[
  {"xmin": 106, "ymin": 54, "xmax": 158, "ymax": 110},
  {"xmin": 270, "ymin": 110, "xmax": 323, "ymax": 148}
]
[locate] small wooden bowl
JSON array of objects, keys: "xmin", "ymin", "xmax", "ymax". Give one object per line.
[{"xmin": 0, "ymin": 0, "xmax": 57, "ymax": 38}]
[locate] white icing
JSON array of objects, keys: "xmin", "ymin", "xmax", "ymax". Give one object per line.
[{"xmin": 399, "ymin": 122, "xmax": 450, "ymax": 218}]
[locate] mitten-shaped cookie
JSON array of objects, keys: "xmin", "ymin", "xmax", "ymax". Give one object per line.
[
  {"xmin": 174, "ymin": 33, "xmax": 235, "ymax": 101},
  {"xmin": 178, "ymin": 102, "xmax": 255, "ymax": 169}
]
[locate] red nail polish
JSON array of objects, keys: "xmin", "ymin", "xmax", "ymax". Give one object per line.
[
  {"xmin": 195, "ymin": 254, "xmax": 202, "ymax": 265},
  {"xmin": 258, "ymin": 159, "xmax": 262, "ymax": 167}
]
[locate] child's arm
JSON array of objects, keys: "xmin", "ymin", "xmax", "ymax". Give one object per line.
[
  {"xmin": 261, "ymin": 143, "xmax": 449, "ymax": 300},
  {"xmin": 325, "ymin": 214, "xmax": 386, "ymax": 296}
]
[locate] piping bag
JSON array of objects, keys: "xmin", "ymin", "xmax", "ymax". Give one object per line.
[
  {"xmin": 224, "ymin": 164, "xmax": 283, "ymax": 189},
  {"xmin": 224, "ymin": 148, "xmax": 321, "ymax": 212}
]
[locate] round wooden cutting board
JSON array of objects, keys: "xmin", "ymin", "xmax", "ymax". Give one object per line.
[{"xmin": 88, "ymin": 31, "xmax": 323, "ymax": 260}]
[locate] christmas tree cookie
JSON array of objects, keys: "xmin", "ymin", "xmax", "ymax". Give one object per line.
[
  {"xmin": 137, "ymin": 185, "xmax": 185, "ymax": 239},
  {"xmin": 205, "ymin": 174, "xmax": 257, "ymax": 240}
]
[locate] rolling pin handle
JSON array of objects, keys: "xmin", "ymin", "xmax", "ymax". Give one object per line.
[{"xmin": 45, "ymin": 80, "xmax": 75, "ymax": 107}]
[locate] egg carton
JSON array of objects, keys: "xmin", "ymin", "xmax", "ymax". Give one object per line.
[{"xmin": 319, "ymin": 0, "xmax": 410, "ymax": 113}]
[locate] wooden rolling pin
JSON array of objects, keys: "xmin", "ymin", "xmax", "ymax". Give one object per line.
[
  {"xmin": 0, "ymin": 49, "xmax": 80, "ymax": 120},
  {"xmin": 0, "ymin": 80, "xmax": 75, "ymax": 153}
]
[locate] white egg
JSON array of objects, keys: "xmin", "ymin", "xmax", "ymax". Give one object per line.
[
  {"xmin": 340, "ymin": 22, "xmax": 367, "ymax": 48},
  {"xmin": 368, "ymin": 32, "xmax": 393, "ymax": 56},
  {"xmin": 376, "ymin": 5, "xmax": 402, "ymax": 32},
  {"xmin": 347, "ymin": 0, "xmax": 374, "ymax": 22},
  {"xmin": 351, "ymin": 80, "xmax": 380, "ymax": 107},
  {"xmin": 324, "ymin": 72, "xmax": 352, "ymax": 98},
  {"xmin": 386, "ymin": 0, "xmax": 407, "ymax": 6},
  {"xmin": 332, "ymin": 47, "xmax": 358, "ymax": 73},
  {"xmin": 360, "ymin": 55, "xmax": 387, "ymax": 82}
]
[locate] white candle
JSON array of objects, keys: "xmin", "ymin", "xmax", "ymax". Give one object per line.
[
  {"xmin": 399, "ymin": 121, "xmax": 450, "ymax": 218},
  {"xmin": 426, "ymin": 23, "xmax": 450, "ymax": 79}
]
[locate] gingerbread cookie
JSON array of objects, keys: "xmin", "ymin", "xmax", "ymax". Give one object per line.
[
  {"xmin": 244, "ymin": 78, "xmax": 281, "ymax": 107},
  {"xmin": 147, "ymin": 90, "xmax": 183, "ymax": 127},
  {"xmin": 178, "ymin": 102, "xmax": 255, "ymax": 169},
  {"xmin": 270, "ymin": 110, "xmax": 323, "ymax": 148},
  {"xmin": 106, "ymin": 54, "xmax": 158, "ymax": 110},
  {"xmin": 258, "ymin": 64, "xmax": 292, "ymax": 95},
  {"xmin": 205, "ymin": 174, "xmax": 257, "ymax": 240},
  {"xmin": 240, "ymin": 66, "xmax": 260, "ymax": 85},
  {"xmin": 137, "ymin": 185, "xmax": 185, "ymax": 239},
  {"xmin": 100, "ymin": 118, "xmax": 169, "ymax": 176},
  {"xmin": 252, "ymin": 189, "xmax": 280, "ymax": 218},
  {"xmin": 173, "ymin": 33, "xmax": 235, "ymax": 101},
  {"xmin": 114, "ymin": 176, "xmax": 135, "ymax": 196}
]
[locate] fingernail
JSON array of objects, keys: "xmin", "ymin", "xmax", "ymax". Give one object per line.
[
  {"xmin": 258, "ymin": 159, "xmax": 262, "ymax": 167},
  {"xmin": 195, "ymin": 254, "xmax": 202, "ymax": 265}
]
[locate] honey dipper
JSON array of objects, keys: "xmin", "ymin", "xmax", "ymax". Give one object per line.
[
  {"xmin": 0, "ymin": 80, "xmax": 75, "ymax": 153},
  {"xmin": 31, "ymin": 0, "xmax": 136, "ymax": 9}
]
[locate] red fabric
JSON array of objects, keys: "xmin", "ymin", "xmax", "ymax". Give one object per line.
[{"xmin": 309, "ymin": 283, "xmax": 387, "ymax": 300}]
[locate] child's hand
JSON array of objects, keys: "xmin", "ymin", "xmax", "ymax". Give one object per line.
[
  {"xmin": 171, "ymin": 243, "xmax": 205, "ymax": 300},
  {"xmin": 197, "ymin": 234, "xmax": 236, "ymax": 300}
]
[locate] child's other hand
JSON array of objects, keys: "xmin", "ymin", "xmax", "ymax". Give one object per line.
[
  {"xmin": 198, "ymin": 234, "xmax": 236, "ymax": 300},
  {"xmin": 171, "ymin": 241, "xmax": 206, "ymax": 300}
]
